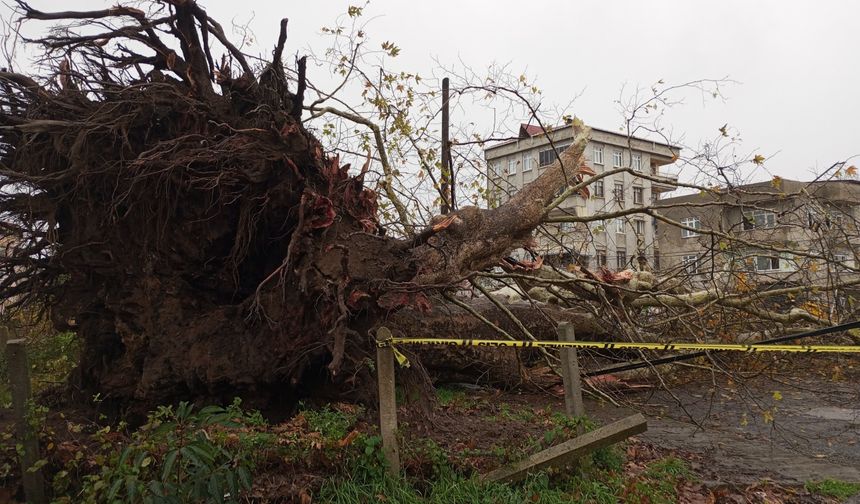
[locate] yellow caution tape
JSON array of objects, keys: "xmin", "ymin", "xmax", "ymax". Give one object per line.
[
  {"xmin": 379, "ymin": 337, "xmax": 860, "ymax": 354},
  {"xmin": 392, "ymin": 346, "xmax": 411, "ymax": 368}
]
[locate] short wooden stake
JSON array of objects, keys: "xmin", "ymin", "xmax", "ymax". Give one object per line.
[
  {"xmin": 558, "ymin": 322, "xmax": 586, "ymax": 423},
  {"xmin": 482, "ymin": 414, "xmax": 647, "ymax": 483},
  {"xmin": 6, "ymin": 337, "xmax": 48, "ymax": 504},
  {"xmin": 375, "ymin": 327, "xmax": 400, "ymax": 475}
]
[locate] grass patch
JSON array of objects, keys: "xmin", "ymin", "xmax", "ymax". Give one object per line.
[
  {"xmin": 435, "ymin": 387, "xmax": 480, "ymax": 409},
  {"xmin": 805, "ymin": 479, "xmax": 860, "ymax": 500},
  {"xmin": 436, "ymin": 387, "xmax": 466, "ymax": 407},
  {"xmin": 645, "ymin": 456, "xmax": 690, "ymax": 479},
  {"xmin": 321, "ymin": 423, "xmax": 693, "ymax": 504},
  {"xmin": 493, "ymin": 403, "xmax": 537, "ymax": 422},
  {"xmin": 623, "ymin": 456, "xmax": 692, "ymax": 504},
  {"xmin": 320, "ymin": 471, "xmax": 620, "ymax": 504},
  {"xmin": 300, "ymin": 403, "xmax": 361, "ymax": 440}
]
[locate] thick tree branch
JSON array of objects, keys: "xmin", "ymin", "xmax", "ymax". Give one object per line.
[{"xmin": 307, "ymin": 105, "xmax": 414, "ymax": 231}]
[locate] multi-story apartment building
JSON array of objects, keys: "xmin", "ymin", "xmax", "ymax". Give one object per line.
[
  {"xmin": 485, "ymin": 123, "xmax": 680, "ymax": 270},
  {"xmin": 656, "ymin": 179, "xmax": 860, "ymax": 286}
]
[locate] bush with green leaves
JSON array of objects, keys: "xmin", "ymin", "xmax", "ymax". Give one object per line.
[{"xmin": 79, "ymin": 400, "xmax": 262, "ymax": 504}]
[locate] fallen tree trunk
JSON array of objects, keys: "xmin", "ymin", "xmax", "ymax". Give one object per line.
[{"xmin": 388, "ymin": 299, "xmax": 607, "ymax": 387}]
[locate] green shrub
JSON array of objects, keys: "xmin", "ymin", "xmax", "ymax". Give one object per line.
[{"xmin": 79, "ymin": 400, "xmax": 261, "ymax": 504}]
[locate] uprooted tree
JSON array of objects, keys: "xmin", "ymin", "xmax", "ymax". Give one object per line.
[
  {"xmin": 1, "ymin": 1, "xmax": 857, "ymax": 409},
  {"xmin": 0, "ymin": 0, "xmax": 601, "ymax": 404}
]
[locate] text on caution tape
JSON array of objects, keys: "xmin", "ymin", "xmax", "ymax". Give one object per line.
[{"xmin": 378, "ymin": 337, "xmax": 860, "ymax": 353}]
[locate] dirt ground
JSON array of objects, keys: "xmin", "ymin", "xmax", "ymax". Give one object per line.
[
  {"xmin": 464, "ymin": 352, "xmax": 860, "ymax": 485},
  {"xmin": 418, "ymin": 353, "xmax": 860, "ymax": 501},
  {"xmin": 615, "ymin": 376, "xmax": 860, "ymax": 487}
]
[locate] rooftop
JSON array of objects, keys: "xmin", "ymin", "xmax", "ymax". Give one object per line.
[
  {"xmin": 484, "ymin": 122, "xmax": 682, "ymax": 152},
  {"xmin": 660, "ymin": 178, "xmax": 860, "ymax": 204}
]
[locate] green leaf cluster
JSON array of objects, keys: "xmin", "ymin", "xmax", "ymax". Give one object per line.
[{"xmin": 80, "ymin": 400, "xmax": 261, "ymax": 504}]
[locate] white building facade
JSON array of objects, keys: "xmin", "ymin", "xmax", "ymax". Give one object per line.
[{"xmin": 485, "ymin": 124, "xmax": 679, "ymax": 270}]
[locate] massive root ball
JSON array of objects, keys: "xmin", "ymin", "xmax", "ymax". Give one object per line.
[{"xmin": 0, "ymin": 1, "xmax": 400, "ymax": 404}]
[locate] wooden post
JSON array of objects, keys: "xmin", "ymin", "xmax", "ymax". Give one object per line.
[
  {"xmin": 6, "ymin": 337, "xmax": 48, "ymax": 504},
  {"xmin": 375, "ymin": 327, "xmax": 400, "ymax": 475},
  {"xmin": 0, "ymin": 326, "xmax": 8, "ymax": 356},
  {"xmin": 482, "ymin": 414, "xmax": 647, "ymax": 483},
  {"xmin": 440, "ymin": 76, "xmax": 451, "ymax": 214},
  {"xmin": 558, "ymin": 322, "xmax": 586, "ymax": 422}
]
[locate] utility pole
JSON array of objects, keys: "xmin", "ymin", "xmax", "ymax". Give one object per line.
[{"xmin": 440, "ymin": 77, "xmax": 451, "ymax": 214}]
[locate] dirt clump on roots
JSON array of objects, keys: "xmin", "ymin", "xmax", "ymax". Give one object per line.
[{"xmin": 0, "ymin": 1, "xmax": 400, "ymax": 407}]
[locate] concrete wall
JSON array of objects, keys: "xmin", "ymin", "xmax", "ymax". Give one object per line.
[{"xmin": 656, "ymin": 179, "xmax": 860, "ymax": 284}]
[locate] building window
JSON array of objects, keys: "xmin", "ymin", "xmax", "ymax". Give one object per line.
[
  {"xmin": 593, "ymin": 144, "xmax": 604, "ymax": 165},
  {"xmin": 633, "ymin": 186, "xmax": 644, "ymax": 205},
  {"xmin": 523, "ymin": 154, "xmax": 535, "ymax": 172},
  {"xmin": 743, "ymin": 209, "xmax": 776, "ymax": 230},
  {"xmin": 490, "ymin": 161, "xmax": 501, "ymax": 176},
  {"xmin": 615, "ymin": 218, "xmax": 625, "ymax": 234},
  {"xmin": 593, "ymin": 180, "xmax": 605, "ymax": 198},
  {"xmin": 807, "ymin": 208, "xmax": 842, "ymax": 229},
  {"xmin": 633, "ymin": 153, "xmax": 642, "ymax": 172},
  {"xmin": 806, "ymin": 209, "xmax": 818, "ymax": 228},
  {"xmin": 596, "ymin": 250, "xmax": 607, "ymax": 267},
  {"xmin": 613, "ymin": 182, "xmax": 625, "ymax": 203},
  {"xmin": 616, "ymin": 249, "xmax": 627, "ymax": 268},
  {"xmin": 634, "ymin": 219, "xmax": 646, "ymax": 235},
  {"xmin": 507, "ymin": 159, "xmax": 517, "ymax": 176},
  {"xmin": 682, "ymin": 255, "xmax": 699, "ymax": 275},
  {"xmin": 538, "ymin": 148, "xmax": 556, "ymax": 167},
  {"xmin": 681, "ymin": 217, "xmax": 701, "ymax": 238},
  {"xmin": 754, "ymin": 255, "xmax": 781, "ymax": 271},
  {"xmin": 834, "ymin": 254, "xmax": 850, "ymax": 271},
  {"xmin": 537, "ymin": 145, "xmax": 570, "ymax": 167},
  {"xmin": 559, "ymin": 222, "xmax": 573, "ymax": 233},
  {"xmin": 613, "ymin": 150, "xmax": 623, "ymax": 167},
  {"xmin": 578, "ymin": 254, "xmax": 591, "ymax": 269}
]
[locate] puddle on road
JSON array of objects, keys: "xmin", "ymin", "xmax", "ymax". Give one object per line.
[{"xmin": 803, "ymin": 407, "xmax": 860, "ymax": 423}]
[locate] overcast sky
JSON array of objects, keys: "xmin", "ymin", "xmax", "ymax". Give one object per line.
[{"xmin": 10, "ymin": 1, "xmax": 860, "ymax": 183}]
